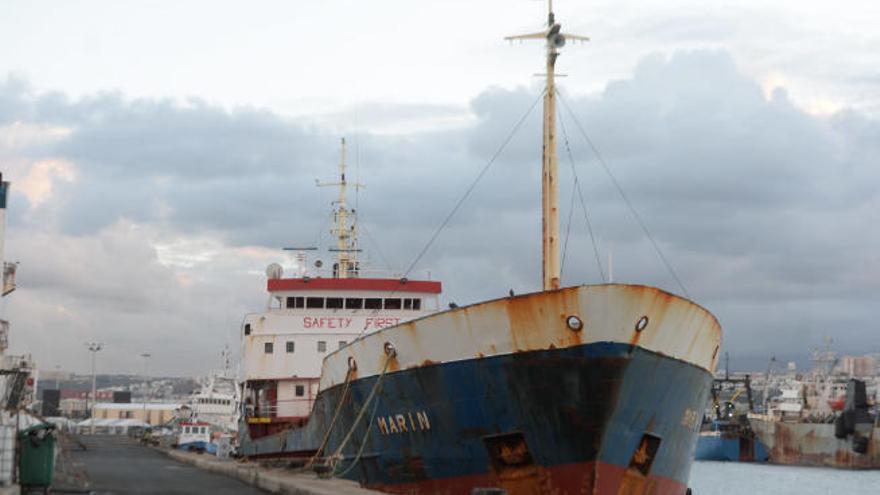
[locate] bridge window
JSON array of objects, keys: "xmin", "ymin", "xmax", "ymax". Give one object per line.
[
  {"xmin": 286, "ymin": 341, "xmax": 295, "ymax": 353},
  {"xmin": 295, "ymin": 385, "xmax": 305, "ymax": 397},
  {"xmin": 403, "ymin": 298, "xmax": 422, "ymax": 310},
  {"xmin": 306, "ymin": 297, "xmax": 324, "ymax": 309},
  {"xmin": 317, "ymin": 341, "xmax": 327, "ymax": 353},
  {"xmin": 364, "ymin": 298, "xmax": 382, "ymax": 310},
  {"xmin": 264, "ymin": 342, "xmax": 273, "ymax": 354},
  {"xmin": 244, "ymin": 324, "xmax": 251, "ymax": 336},
  {"xmin": 384, "ymin": 298, "xmax": 402, "ymax": 310},
  {"xmin": 345, "ymin": 298, "xmax": 363, "ymax": 309},
  {"xmin": 326, "ymin": 297, "xmax": 344, "ymax": 309},
  {"xmin": 286, "ymin": 296, "xmax": 305, "ymax": 309},
  {"xmin": 338, "ymin": 340, "xmax": 347, "ymax": 349}
]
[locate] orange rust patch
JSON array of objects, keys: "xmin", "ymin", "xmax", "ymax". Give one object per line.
[
  {"xmin": 629, "ymin": 331, "xmax": 642, "ymax": 346},
  {"xmin": 504, "ymin": 291, "xmax": 584, "ymax": 352}
]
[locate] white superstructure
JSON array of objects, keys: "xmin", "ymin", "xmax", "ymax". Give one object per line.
[
  {"xmin": 240, "ymin": 140, "xmax": 442, "ymax": 437},
  {"xmin": 192, "ymin": 371, "xmax": 239, "ymax": 433}
]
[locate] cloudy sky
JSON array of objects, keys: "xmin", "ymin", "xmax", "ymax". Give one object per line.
[{"xmin": 0, "ymin": 0, "xmax": 878, "ymax": 375}]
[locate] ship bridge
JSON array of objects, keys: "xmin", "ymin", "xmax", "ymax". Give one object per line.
[{"xmin": 242, "ymin": 276, "xmax": 442, "ymax": 431}]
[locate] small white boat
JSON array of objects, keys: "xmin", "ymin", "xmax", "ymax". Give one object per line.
[{"xmin": 177, "ymin": 421, "xmax": 212, "ymax": 452}]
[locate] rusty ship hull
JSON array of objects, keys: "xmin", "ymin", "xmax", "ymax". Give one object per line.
[
  {"xmin": 240, "ymin": 284, "xmax": 721, "ymax": 494},
  {"xmin": 750, "ymin": 418, "xmax": 880, "ymax": 469}
]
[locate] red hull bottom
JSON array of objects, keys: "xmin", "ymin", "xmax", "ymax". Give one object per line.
[{"xmin": 367, "ymin": 460, "xmax": 688, "ymax": 495}]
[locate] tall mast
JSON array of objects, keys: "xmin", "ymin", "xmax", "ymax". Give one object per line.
[
  {"xmin": 506, "ymin": 1, "xmax": 588, "ymax": 291},
  {"xmin": 318, "ymin": 138, "xmax": 364, "ymax": 278}
]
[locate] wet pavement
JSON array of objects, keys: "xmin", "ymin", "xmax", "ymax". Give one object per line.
[{"xmin": 56, "ymin": 435, "xmax": 265, "ymax": 494}]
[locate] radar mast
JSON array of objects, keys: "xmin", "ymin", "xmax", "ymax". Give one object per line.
[{"xmin": 317, "ymin": 138, "xmax": 364, "ymax": 278}]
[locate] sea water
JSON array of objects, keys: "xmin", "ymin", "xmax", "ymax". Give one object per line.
[{"xmin": 689, "ymin": 461, "xmax": 880, "ymax": 494}]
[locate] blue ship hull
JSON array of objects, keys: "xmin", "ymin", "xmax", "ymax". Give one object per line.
[
  {"xmin": 695, "ymin": 434, "xmax": 768, "ymax": 462},
  {"xmin": 178, "ymin": 440, "xmax": 209, "ymax": 452},
  {"xmin": 242, "ymin": 341, "xmax": 713, "ymax": 494}
]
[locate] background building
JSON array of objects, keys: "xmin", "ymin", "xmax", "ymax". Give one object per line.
[
  {"xmin": 840, "ymin": 356, "xmax": 875, "ymax": 378},
  {"xmin": 92, "ymin": 403, "xmax": 181, "ymax": 426}
]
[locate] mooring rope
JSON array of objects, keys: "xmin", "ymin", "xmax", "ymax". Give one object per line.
[
  {"xmin": 306, "ymin": 365, "xmax": 355, "ymax": 468},
  {"xmin": 325, "ymin": 347, "xmax": 395, "ymax": 477}
]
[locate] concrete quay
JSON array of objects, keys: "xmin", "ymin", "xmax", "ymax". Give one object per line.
[{"xmin": 164, "ymin": 449, "xmax": 383, "ymax": 495}]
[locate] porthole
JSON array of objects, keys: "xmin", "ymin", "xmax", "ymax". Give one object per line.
[
  {"xmin": 566, "ymin": 315, "xmax": 583, "ymax": 332},
  {"xmin": 635, "ymin": 316, "xmax": 649, "ymax": 332}
]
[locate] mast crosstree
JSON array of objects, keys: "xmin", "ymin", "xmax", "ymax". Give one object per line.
[{"xmin": 506, "ymin": 1, "xmax": 588, "ymax": 291}]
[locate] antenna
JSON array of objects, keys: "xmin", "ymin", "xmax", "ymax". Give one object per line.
[
  {"xmin": 282, "ymin": 247, "xmax": 317, "ymax": 278},
  {"xmin": 725, "ymin": 352, "xmax": 730, "ymax": 380},
  {"xmin": 316, "ymin": 138, "xmax": 365, "ymax": 279},
  {"xmin": 505, "ymin": 1, "xmax": 588, "ymax": 291}
]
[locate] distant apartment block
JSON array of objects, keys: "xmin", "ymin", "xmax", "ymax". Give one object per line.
[{"xmin": 840, "ymin": 355, "xmax": 875, "ymax": 377}]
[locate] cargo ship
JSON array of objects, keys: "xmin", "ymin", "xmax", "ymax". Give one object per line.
[
  {"xmin": 238, "ymin": 4, "xmax": 722, "ymax": 494},
  {"xmin": 750, "ymin": 379, "xmax": 880, "ymax": 469}
]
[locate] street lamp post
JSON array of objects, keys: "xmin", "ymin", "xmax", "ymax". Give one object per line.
[
  {"xmin": 140, "ymin": 353, "xmax": 151, "ymax": 424},
  {"xmin": 85, "ymin": 342, "xmax": 103, "ymax": 434}
]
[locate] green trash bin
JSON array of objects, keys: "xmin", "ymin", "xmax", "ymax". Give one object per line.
[{"xmin": 19, "ymin": 423, "xmax": 56, "ymax": 488}]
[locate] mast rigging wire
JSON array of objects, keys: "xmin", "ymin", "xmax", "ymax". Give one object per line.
[
  {"xmin": 560, "ymin": 179, "xmax": 577, "ymax": 278},
  {"xmin": 400, "ymin": 90, "xmax": 545, "ymax": 279},
  {"xmin": 360, "ymin": 222, "xmax": 393, "ymax": 273},
  {"xmin": 556, "ymin": 91, "xmax": 690, "ymax": 298},
  {"xmin": 557, "ymin": 106, "xmax": 606, "ymax": 283}
]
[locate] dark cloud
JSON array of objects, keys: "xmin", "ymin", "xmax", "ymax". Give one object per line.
[{"xmin": 2, "ymin": 48, "xmax": 879, "ymax": 373}]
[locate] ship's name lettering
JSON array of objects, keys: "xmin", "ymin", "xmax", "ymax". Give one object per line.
[
  {"xmin": 681, "ymin": 408, "xmax": 701, "ymax": 431},
  {"xmin": 302, "ymin": 317, "xmax": 353, "ymax": 329},
  {"xmin": 363, "ymin": 317, "xmax": 400, "ymax": 331},
  {"xmin": 377, "ymin": 410, "xmax": 431, "ymax": 435}
]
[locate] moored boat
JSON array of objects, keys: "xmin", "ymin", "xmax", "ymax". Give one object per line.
[
  {"xmin": 695, "ymin": 363, "xmax": 768, "ymax": 462},
  {"xmin": 238, "ymin": 4, "xmax": 722, "ymax": 494},
  {"xmin": 191, "ymin": 357, "xmax": 240, "ymax": 434},
  {"xmin": 750, "ymin": 379, "xmax": 880, "ymax": 469},
  {"xmin": 177, "ymin": 421, "xmax": 212, "ymax": 452}
]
